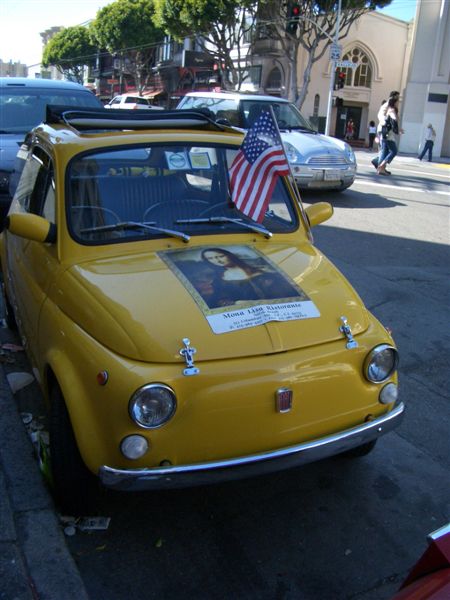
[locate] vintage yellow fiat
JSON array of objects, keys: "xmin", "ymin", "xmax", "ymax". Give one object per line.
[{"xmin": 1, "ymin": 107, "xmax": 403, "ymax": 513}]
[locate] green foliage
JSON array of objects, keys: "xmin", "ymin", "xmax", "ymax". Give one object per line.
[
  {"xmin": 90, "ymin": 0, "xmax": 164, "ymax": 52},
  {"xmin": 42, "ymin": 26, "xmax": 97, "ymax": 82}
]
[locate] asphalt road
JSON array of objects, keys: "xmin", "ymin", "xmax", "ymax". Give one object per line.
[{"xmin": 5, "ymin": 151, "xmax": 450, "ymax": 600}]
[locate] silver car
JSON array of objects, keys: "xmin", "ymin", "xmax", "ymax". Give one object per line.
[{"xmin": 177, "ymin": 92, "xmax": 356, "ymax": 192}]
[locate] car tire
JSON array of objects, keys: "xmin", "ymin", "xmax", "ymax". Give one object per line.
[
  {"xmin": 343, "ymin": 440, "xmax": 378, "ymax": 457},
  {"xmin": 49, "ymin": 383, "xmax": 97, "ymax": 514},
  {"xmin": 1, "ymin": 283, "xmax": 17, "ymax": 330}
]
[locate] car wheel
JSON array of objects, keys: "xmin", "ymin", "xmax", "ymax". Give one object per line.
[
  {"xmin": 49, "ymin": 383, "xmax": 97, "ymax": 514},
  {"xmin": 343, "ymin": 440, "xmax": 378, "ymax": 457},
  {"xmin": 1, "ymin": 282, "xmax": 17, "ymax": 330}
]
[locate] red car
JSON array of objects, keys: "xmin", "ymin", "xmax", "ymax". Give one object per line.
[{"xmin": 393, "ymin": 523, "xmax": 450, "ymax": 599}]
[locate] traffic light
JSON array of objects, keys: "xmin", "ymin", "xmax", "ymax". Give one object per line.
[
  {"xmin": 286, "ymin": 2, "xmax": 301, "ymax": 34},
  {"xmin": 337, "ymin": 71, "xmax": 346, "ymax": 89}
]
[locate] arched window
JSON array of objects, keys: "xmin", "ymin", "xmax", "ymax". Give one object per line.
[
  {"xmin": 337, "ymin": 47, "xmax": 372, "ymax": 89},
  {"xmin": 266, "ymin": 67, "xmax": 282, "ymax": 93}
]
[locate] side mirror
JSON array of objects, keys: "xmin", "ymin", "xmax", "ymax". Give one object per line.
[
  {"xmin": 6, "ymin": 213, "xmax": 56, "ymax": 243},
  {"xmin": 305, "ymin": 202, "xmax": 333, "ymax": 227}
]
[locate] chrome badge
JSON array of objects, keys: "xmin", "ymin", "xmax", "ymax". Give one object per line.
[
  {"xmin": 340, "ymin": 316, "xmax": 358, "ymax": 349},
  {"xmin": 276, "ymin": 388, "xmax": 293, "ymax": 413},
  {"xmin": 179, "ymin": 338, "xmax": 200, "ymax": 376}
]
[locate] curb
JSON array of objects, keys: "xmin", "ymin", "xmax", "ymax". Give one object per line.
[{"xmin": 0, "ymin": 367, "xmax": 89, "ymax": 600}]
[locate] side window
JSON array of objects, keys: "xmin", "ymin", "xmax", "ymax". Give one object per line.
[
  {"xmin": 26, "ymin": 148, "xmax": 55, "ymax": 221},
  {"xmin": 14, "ymin": 155, "xmax": 41, "ymax": 211}
]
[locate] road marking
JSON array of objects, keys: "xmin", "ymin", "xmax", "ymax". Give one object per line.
[{"xmin": 354, "ymin": 179, "xmax": 450, "ymax": 196}]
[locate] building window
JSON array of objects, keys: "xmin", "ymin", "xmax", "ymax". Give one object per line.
[
  {"xmin": 338, "ymin": 47, "xmax": 372, "ymax": 88},
  {"xmin": 266, "ymin": 67, "xmax": 282, "ymax": 93}
]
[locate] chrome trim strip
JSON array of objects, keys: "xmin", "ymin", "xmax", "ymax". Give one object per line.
[{"xmin": 99, "ymin": 402, "xmax": 405, "ymax": 491}]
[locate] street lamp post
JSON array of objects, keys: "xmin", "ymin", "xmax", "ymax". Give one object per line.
[{"xmin": 324, "ymin": 0, "xmax": 342, "ymax": 136}]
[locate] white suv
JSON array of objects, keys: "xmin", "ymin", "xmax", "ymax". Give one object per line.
[
  {"xmin": 177, "ymin": 92, "xmax": 356, "ymax": 192},
  {"xmin": 105, "ymin": 94, "xmax": 163, "ymax": 110}
]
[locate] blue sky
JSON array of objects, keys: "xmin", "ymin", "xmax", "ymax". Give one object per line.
[{"xmin": 1, "ymin": 0, "xmax": 418, "ymax": 68}]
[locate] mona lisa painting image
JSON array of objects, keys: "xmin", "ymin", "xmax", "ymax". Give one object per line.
[{"xmin": 160, "ymin": 245, "xmax": 308, "ymax": 311}]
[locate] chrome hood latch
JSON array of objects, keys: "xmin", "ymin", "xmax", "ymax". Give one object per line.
[
  {"xmin": 340, "ymin": 316, "xmax": 358, "ymax": 349},
  {"xmin": 179, "ymin": 338, "xmax": 200, "ymax": 376}
]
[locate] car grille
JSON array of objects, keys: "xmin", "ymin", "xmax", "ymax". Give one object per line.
[{"xmin": 307, "ymin": 156, "xmax": 348, "ymax": 167}]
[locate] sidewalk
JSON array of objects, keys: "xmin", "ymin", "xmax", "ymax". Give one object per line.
[
  {"xmin": 0, "ymin": 347, "xmax": 89, "ymax": 599},
  {"xmin": 354, "ymin": 148, "xmax": 450, "ymax": 167}
]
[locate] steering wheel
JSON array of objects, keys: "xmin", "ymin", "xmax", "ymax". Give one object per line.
[
  {"xmin": 198, "ymin": 202, "xmax": 235, "ymax": 217},
  {"xmin": 71, "ymin": 205, "xmax": 121, "ymax": 225}
]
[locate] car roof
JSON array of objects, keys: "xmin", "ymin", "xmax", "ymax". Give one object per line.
[
  {"xmin": 182, "ymin": 91, "xmax": 290, "ymax": 104},
  {"xmin": 0, "ymin": 77, "xmax": 91, "ymax": 91}
]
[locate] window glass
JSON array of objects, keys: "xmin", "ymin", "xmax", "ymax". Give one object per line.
[
  {"xmin": 67, "ymin": 143, "xmax": 298, "ymax": 245},
  {"xmin": 0, "ymin": 88, "xmax": 101, "ymax": 133}
]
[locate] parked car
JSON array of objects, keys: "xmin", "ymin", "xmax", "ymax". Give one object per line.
[
  {"xmin": 177, "ymin": 91, "xmax": 357, "ymax": 192},
  {"xmin": 392, "ymin": 523, "xmax": 450, "ymax": 599},
  {"xmin": 1, "ymin": 106, "xmax": 403, "ymax": 513},
  {"xmin": 0, "ymin": 77, "xmax": 103, "ymax": 226},
  {"xmin": 105, "ymin": 94, "xmax": 164, "ymax": 110}
]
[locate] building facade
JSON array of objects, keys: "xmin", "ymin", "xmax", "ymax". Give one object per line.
[{"xmin": 401, "ymin": 0, "xmax": 450, "ymax": 158}]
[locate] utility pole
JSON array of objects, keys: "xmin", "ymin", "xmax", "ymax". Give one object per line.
[{"xmin": 325, "ymin": 0, "xmax": 342, "ymax": 136}]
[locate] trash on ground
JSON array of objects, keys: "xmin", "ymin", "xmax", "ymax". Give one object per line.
[
  {"xmin": 1, "ymin": 343, "xmax": 24, "ymax": 352},
  {"xmin": 20, "ymin": 412, "xmax": 33, "ymax": 425},
  {"xmin": 77, "ymin": 517, "xmax": 111, "ymax": 531},
  {"xmin": 6, "ymin": 371, "xmax": 35, "ymax": 393},
  {"xmin": 0, "ymin": 351, "xmax": 15, "ymax": 364}
]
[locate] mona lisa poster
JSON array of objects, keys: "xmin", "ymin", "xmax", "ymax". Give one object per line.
[{"xmin": 159, "ymin": 245, "xmax": 320, "ymax": 334}]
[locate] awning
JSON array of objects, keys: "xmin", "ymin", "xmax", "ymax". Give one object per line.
[{"xmin": 142, "ymin": 89, "xmax": 165, "ymax": 98}]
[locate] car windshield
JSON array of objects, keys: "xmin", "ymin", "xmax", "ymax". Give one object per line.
[
  {"xmin": 0, "ymin": 88, "xmax": 102, "ymax": 133},
  {"xmin": 68, "ymin": 142, "xmax": 299, "ymax": 244},
  {"xmin": 179, "ymin": 96, "xmax": 314, "ymax": 132},
  {"xmin": 240, "ymin": 101, "xmax": 314, "ymax": 131}
]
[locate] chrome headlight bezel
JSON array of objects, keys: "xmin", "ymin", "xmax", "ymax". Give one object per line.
[
  {"xmin": 129, "ymin": 383, "xmax": 177, "ymax": 429},
  {"xmin": 364, "ymin": 344, "xmax": 399, "ymax": 383},
  {"xmin": 283, "ymin": 141, "xmax": 303, "ymax": 164},
  {"xmin": 344, "ymin": 143, "xmax": 356, "ymax": 163}
]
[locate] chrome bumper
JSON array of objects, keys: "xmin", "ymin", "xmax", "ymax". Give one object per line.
[{"xmin": 99, "ymin": 402, "xmax": 405, "ymax": 491}]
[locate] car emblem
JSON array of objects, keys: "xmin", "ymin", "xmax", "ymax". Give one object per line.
[
  {"xmin": 179, "ymin": 338, "xmax": 200, "ymax": 376},
  {"xmin": 276, "ymin": 388, "xmax": 293, "ymax": 413},
  {"xmin": 340, "ymin": 316, "xmax": 358, "ymax": 349}
]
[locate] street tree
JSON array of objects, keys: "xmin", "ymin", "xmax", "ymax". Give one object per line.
[
  {"xmin": 257, "ymin": 0, "xmax": 392, "ymax": 108},
  {"xmin": 153, "ymin": 0, "xmax": 259, "ymax": 90},
  {"xmin": 42, "ymin": 26, "xmax": 97, "ymax": 84},
  {"xmin": 90, "ymin": 0, "xmax": 165, "ymax": 94}
]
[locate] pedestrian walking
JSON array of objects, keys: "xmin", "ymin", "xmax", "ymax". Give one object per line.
[
  {"xmin": 418, "ymin": 124, "xmax": 436, "ymax": 162},
  {"xmin": 371, "ymin": 91, "xmax": 400, "ymax": 172},
  {"xmin": 368, "ymin": 120, "xmax": 377, "ymax": 150},
  {"xmin": 345, "ymin": 119, "xmax": 355, "ymax": 141},
  {"xmin": 377, "ymin": 96, "xmax": 404, "ymax": 175}
]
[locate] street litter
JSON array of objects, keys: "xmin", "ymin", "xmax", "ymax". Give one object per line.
[
  {"xmin": 60, "ymin": 515, "xmax": 111, "ymax": 536},
  {"xmin": 0, "ymin": 350, "xmax": 15, "ymax": 364},
  {"xmin": 6, "ymin": 371, "xmax": 34, "ymax": 393},
  {"xmin": 1, "ymin": 343, "xmax": 24, "ymax": 352},
  {"xmin": 20, "ymin": 412, "xmax": 33, "ymax": 425}
]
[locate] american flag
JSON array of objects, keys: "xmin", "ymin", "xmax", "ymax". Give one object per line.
[{"xmin": 229, "ymin": 108, "xmax": 290, "ymax": 223}]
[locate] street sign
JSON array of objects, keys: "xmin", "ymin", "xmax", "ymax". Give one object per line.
[
  {"xmin": 330, "ymin": 43, "xmax": 342, "ymax": 61},
  {"xmin": 336, "ymin": 60, "xmax": 356, "ymax": 69}
]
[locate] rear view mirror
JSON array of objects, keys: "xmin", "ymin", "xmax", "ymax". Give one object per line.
[
  {"xmin": 305, "ymin": 202, "xmax": 333, "ymax": 227},
  {"xmin": 6, "ymin": 213, "xmax": 56, "ymax": 243}
]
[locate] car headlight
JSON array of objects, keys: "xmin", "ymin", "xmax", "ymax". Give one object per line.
[
  {"xmin": 344, "ymin": 143, "xmax": 356, "ymax": 163},
  {"xmin": 364, "ymin": 345, "xmax": 398, "ymax": 383},
  {"xmin": 283, "ymin": 142, "xmax": 303, "ymax": 164},
  {"xmin": 129, "ymin": 383, "xmax": 177, "ymax": 429}
]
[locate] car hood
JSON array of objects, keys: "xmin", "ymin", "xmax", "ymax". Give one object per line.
[
  {"xmin": 0, "ymin": 134, "xmax": 24, "ymax": 171},
  {"xmin": 60, "ymin": 243, "xmax": 369, "ymax": 363},
  {"xmin": 280, "ymin": 130, "xmax": 346, "ymax": 156}
]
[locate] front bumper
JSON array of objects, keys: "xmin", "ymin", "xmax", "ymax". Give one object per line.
[
  {"xmin": 291, "ymin": 164, "xmax": 356, "ymax": 189},
  {"xmin": 99, "ymin": 401, "xmax": 405, "ymax": 491}
]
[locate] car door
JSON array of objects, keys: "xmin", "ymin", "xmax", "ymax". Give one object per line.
[{"xmin": 6, "ymin": 146, "xmax": 59, "ymax": 369}]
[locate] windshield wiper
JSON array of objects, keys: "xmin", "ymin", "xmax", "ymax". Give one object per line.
[
  {"xmin": 80, "ymin": 220, "xmax": 190, "ymax": 243},
  {"xmin": 282, "ymin": 125, "xmax": 316, "ymax": 133},
  {"xmin": 176, "ymin": 217, "xmax": 272, "ymax": 239}
]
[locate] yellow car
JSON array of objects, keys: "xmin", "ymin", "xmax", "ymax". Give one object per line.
[{"xmin": 1, "ymin": 107, "xmax": 403, "ymax": 513}]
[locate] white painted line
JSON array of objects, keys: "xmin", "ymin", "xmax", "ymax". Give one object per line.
[{"xmin": 353, "ymin": 179, "xmax": 450, "ymax": 196}]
